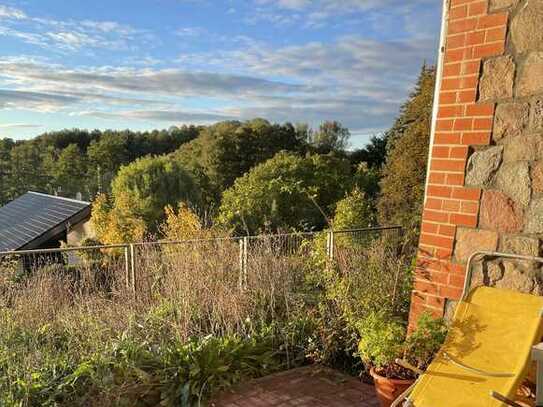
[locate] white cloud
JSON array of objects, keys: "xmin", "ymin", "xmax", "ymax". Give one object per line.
[
  {"xmin": 0, "ymin": 123, "xmax": 43, "ymax": 129},
  {"xmin": 0, "ymin": 5, "xmax": 26, "ymax": 19},
  {"xmin": 0, "ymin": 5, "xmax": 153, "ymax": 53}
]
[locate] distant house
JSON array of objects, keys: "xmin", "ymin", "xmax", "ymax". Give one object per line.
[{"xmin": 0, "ymin": 191, "xmax": 93, "ymax": 253}]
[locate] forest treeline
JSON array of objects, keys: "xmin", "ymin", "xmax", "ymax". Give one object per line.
[{"xmin": 0, "ymin": 66, "xmax": 435, "ymax": 241}]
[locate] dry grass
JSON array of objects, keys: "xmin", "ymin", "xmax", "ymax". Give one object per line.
[{"xmin": 0, "ymin": 230, "xmax": 412, "ymax": 406}]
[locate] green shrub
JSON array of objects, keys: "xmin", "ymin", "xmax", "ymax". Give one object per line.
[
  {"xmin": 357, "ymin": 312, "xmax": 406, "ymax": 372},
  {"xmin": 404, "ymin": 312, "xmax": 448, "ymax": 370}
]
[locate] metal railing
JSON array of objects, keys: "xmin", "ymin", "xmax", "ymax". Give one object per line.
[{"xmin": 0, "ymin": 226, "xmax": 402, "ymax": 296}]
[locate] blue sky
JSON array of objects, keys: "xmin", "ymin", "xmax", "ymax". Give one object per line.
[{"xmin": 0, "ymin": 0, "xmax": 442, "ymax": 147}]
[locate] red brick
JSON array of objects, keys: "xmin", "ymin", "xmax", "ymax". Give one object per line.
[
  {"xmin": 450, "ymin": 213, "xmax": 478, "ymax": 227},
  {"xmin": 473, "ymin": 117, "xmax": 493, "ymax": 130},
  {"xmin": 443, "ymin": 199, "xmax": 461, "ymax": 211},
  {"xmin": 447, "ymin": 173, "xmax": 466, "ymax": 185},
  {"xmin": 423, "ymin": 209, "xmax": 450, "ymax": 223},
  {"xmin": 465, "ymin": 103, "xmax": 494, "ymax": 117},
  {"xmin": 449, "ymin": 273, "xmax": 466, "ymax": 288},
  {"xmin": 414, "ymin": 279, "xmax": 439, "ymax": 295},
  {"xmin": 427, "ymin": 185, "xmax": 453, "ymax": 198},
  {"xmin": 421, "ymin": 221, "xmax": 439, "ymax": 234},
  {"xmin": 462, "ymin": 60, "xmax": 480, "ymax": 75},
  {"xmin": 454, "ymin": 118, "xmax": 474, "ymax": 131},
  {"xmin": 442, "ymin": 77, "xmax": 462, "ymax": 91},
  {"xmin": 458, "ymin": 89, "xmax": 477, "ymax": 103},
  {"xmin": 468, "ymin": 1, "xmax": 487, "ymax": 16},
  {"xmin": 450, "ymin": 5, "xmax": 468, "ymax": 20},
  {"xmin": 436, "ymin": 119, "xmax": 455, "ymax": 131},
  {"xmin": 438, "ymin": 224, "xmax": 457, "ymax": 237},
  {"xmin": 465, "ymin": 30, "xmax": 486, "ymax": 47},
  {"xmin": 431, "ymin": 159, "xmax": 466, "ymax": 172},
  {"xmin": 445, "ymin": 48, "xmax": 466, "ymax": 63},
  {"xmin": 462, "ymin": 131, "xmax": 491, "ymax": 145},
  {"xmin": 460, "ymin": 200, "xmax": 479, "ymax": 214},
  {"xmin": 429, "ymin": 172, "xmax": 447, "ymax": 184},
  {"xmin": 449, "ymin": 146, "xmax": 469, "ymax": 159},
  {"xmin": 432, "ymin": 146, "xmax": 450, "ymax": 158},
  {"xmin": 451, "ymin": 187, "xmax": 481, "ymax": 200},
  {"xmin": 435, "ymin": 247, "xmax": 454, "ymax": 259},
  {"xmin": 435, "ymin": 132, "xmax": 461, "ymax": 144},
  {"xmin": 450, "ymin": 262, "xmax": 466, "ymax": 274},
  {"xmin": 450, "ymin": 0, "xmax": 480, "ymax": 6},
  {"xmin": 447, "ymin": 34, "xmax": 467, "ymax": 50},
  {"xmin": 439, "ymin": 285, "xmax": 463, "ymax": 300},
  {"xmin": 443, "ymin": 63, "xmax": 462, "ymax": 77},
  {"xmin": 438, "ymin": 105, "xmax": 463, "ymax": 118},
  {"xmin": 440, "ymin": 91, "xmax": 458, "ymax": 105},
  {"xmin": 428, "ymin": 270, "xmax": 450, "ymax": 285},
  {"xmin": 473, "ymin": 42, "xmax": 505, "ymax": 58},
  {"xmin": 485, "ymin": 26, "xmax": 507, "ymax": 43},
  {"xmin": 420, "ymin": 234, "xmax": 454, "ymax": 249},
  {"xmin": 477, "ymin": 13, "xmax": 508, "ymax": 29},
  {"xmin": 461, "ymin": 75, "xmax": 479, "ymax": 89},
  {"xmin": 426, "ymin": 294, "xmax": 445, "ymax": 308},
  {"xmin": 449, "ymin": 18, "xmax": 478, "ymax": 35},
  {"xmin": 425, "ymin": 197, "xmax": 443, "ymax": 210}
]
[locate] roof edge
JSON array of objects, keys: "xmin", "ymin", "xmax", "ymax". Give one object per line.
[{"xmin": 27, "ymin": 191, "xmax": 91, "ymax": 205}]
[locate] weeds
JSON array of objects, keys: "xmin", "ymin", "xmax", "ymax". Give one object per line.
[{"xmin": 0, "ymin": 230, "xmax": 412, "ymax": 405}]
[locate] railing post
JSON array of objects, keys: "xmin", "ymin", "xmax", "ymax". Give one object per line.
[
  {"xmin": 326, "ymin": 230, "xmax": 334, "ymax": 260},
  {"xmin": 129, "ymin": 243, "xmax": 136, "ymax": 298},
  {"xmin": 123, "ymin": 245, "xmax": 130, "ymax": 290},
  {"xmin": 243, "ymin": 237, "xmax": 248, "ymax": 289},
  {"xmin": 239, "ymin": 238, "xmax": 244, "ymax": 290}
]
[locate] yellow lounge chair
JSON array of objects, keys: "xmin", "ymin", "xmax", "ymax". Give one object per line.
[{"xmin": 392, "ymin": 251, "xmax": 543, "ymax": 407}]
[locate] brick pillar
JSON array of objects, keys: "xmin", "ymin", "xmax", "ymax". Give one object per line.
[{"xmin": 410, "ymin": 0, "xmax": 510, "ymax": 324}]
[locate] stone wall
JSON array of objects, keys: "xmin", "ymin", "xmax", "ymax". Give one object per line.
[{"xmin": 411, "ymin": 0, "xmax": 543, "ymax": 324}]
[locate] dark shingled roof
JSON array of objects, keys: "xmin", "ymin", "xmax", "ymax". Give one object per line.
[{"xmin": 0, "ymin": 192, "xmax": 91, "ymax": 252}]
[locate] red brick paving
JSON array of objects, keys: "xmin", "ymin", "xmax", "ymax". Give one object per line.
[{"xmin": 210, "ymin": 365, "xmax": 380, "ymax": 407}]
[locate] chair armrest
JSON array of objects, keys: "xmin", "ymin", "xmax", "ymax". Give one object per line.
[
  {"xmin": 395, "ymin": 358, "xmax": 424, "ymax": 376},
  {"xmin": 532, "ymin": 343, "xmax": 543, "ymax": 362}
]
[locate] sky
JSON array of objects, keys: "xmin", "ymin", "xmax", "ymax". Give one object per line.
[{"xmin": 0, "ymin": 0, "xmax": 443, "ymax": 147}]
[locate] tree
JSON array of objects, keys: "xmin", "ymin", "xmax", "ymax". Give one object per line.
[
  {"xmin": 217, "ymin": 152, "xmax": 352, "ymax": 234},
  {"xmin": 311, "ymin": 121, "xmax": 350, "ymax": 153},
  {"xmin": 111, "ymin": 155, "xmax": 201, "ymax": 231},
  {"xmin": 349, "ymin": 135, "xmax": 388, "ymax": 169},
  {"xmin": 377, "ymin": 66, "xmax": 436, "ymax": 234},
  {"xmin": 87, "ymin": 132, "xmax": 131, "ymax": 195},
  {"xmin": 333, "ymin": 188, "xmax": 375, "ymax": 231},
  {"xmin": 8, "ymin": 142, "xmax": 46, "ymax": 197},
  {"xmin": 175, "ymin": 119, "xmax": 308, "ymax": 208},
  {"xmin": 91, "ymin": 193, "xmax": 147, "ymax": 244},
  {"xmin": 46, "ymin": 144, "xmax": 88, "ymax": 199},
  {"xmin": 0, "ymin": 138, "xmax": 14, "ymax": 204}
]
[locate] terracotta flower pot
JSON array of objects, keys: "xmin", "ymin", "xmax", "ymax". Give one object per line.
[{"xmin": 369, "ymin": 368, "xmax": 415, "ymax": 407}]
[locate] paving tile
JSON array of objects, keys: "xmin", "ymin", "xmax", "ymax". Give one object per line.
[{"xmin": 210, "ymin": 365, "xmax": 377, "ymax": 407}]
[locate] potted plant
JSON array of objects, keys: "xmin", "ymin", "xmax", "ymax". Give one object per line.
[{"xmin": 358, "ymin": 312, "xmax": 447, "ymax": 407}]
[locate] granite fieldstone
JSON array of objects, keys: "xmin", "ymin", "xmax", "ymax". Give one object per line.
[
  {"xmin": 465, "ymin": 146, "xmax": 503, "ymax": 187},
  {"xmin": 479, "ymin": 56, "xmax": 515, "ymax": 101},
  {"xmin": 495, "ymin": 162, "xmax": 531, "ymax": 207},
  {"xmin": 511, "ymin": 0, "xmax": 543, "ymax": 54},
  {"xmin": 493, "ymin": 102, "xmax": 529, "ymax": 141}
]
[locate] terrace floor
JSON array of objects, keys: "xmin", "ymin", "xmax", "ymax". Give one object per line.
[{"xmin": 210, "ymin": 365, "xmax": 379, "ymax": 407}]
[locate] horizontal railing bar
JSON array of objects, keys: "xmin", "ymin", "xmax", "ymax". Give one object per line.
[
  {"xmin": 0, "ymin": 226, "xmax": 402, "ymax": 257},
  {"xmin": 0, "ymin": 243, "xmax": 130, "ymax": 257}
]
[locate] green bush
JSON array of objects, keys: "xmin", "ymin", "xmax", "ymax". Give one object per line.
[
  {"xmin": 356, "ymin": 311, "xmax": 447, "ymax": 379},
  {"xmin": 357, "ymin": 312, "xmax": 406, "ymax": 372}
]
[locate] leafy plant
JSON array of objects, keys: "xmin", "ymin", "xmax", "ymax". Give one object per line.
[
  {"xmin": 404, "ymin": 312, "xmax": 448, "ymax": 370},
  {"xmin": 357, "ymin": 311, "xmax": 447, "ymax": 379},
  {"xmin": 357, "ymin": 312, "xmax": 406, "ymax": 375}
]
